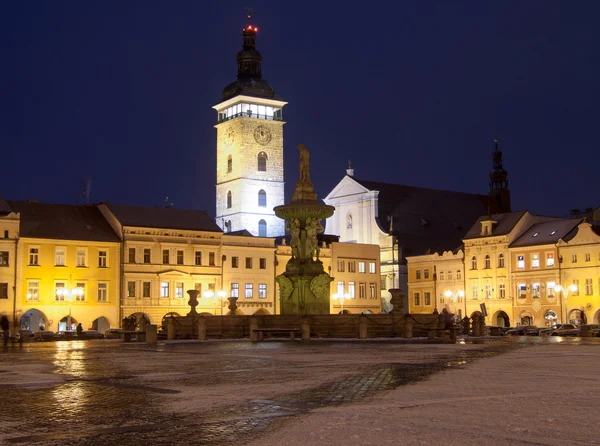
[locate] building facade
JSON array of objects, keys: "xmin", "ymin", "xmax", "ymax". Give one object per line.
[
  {"xmin": 0, "ymin": 198, "xmax": 20, "ymax": 334},
  {"xmin": 213, "ymin": 22, "xmax": 286, "ymax": 237}
]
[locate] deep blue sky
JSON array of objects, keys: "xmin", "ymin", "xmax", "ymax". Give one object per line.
[{"xmin": 2, "ymin": 1, "xmax": 598, "ymax": 218}]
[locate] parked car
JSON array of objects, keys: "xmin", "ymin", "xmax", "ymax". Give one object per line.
[
  {"xmin": 562, "ymin": 324, "xmax": 600, "ymax": 337},
  {"xmin": 539, "ymin": 324, "xmax": 576, "ymax": 336},
  {"xmin": 58, "ymin": 330, "xmax": 76, "ymax": 339},
  {"xmin": 506, "ymin": 326, "xmax": 537, "ymax": 336},
  {"xmin": 81, "ymin": 330, "xmax": 104, "ymax": 339},
  {"xmin": 35, "ymin": 330, "xmax": 58, "ymax": 341},
  {"xmin": 104, "ymin": 328, "xmax": 123, "ymax": 339},
  {"xmin": 524, "ymin": 327, "xmax": 546, "ymax": 336}
]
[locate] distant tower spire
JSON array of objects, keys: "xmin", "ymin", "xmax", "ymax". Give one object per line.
[
  {"xmin": 237, "ymin": 10, "xmax": 262, "ymax": 80},
  {"xmin": 346, "ymin": 159, "xmax": 354, "ymax": 177},
  {"xmin": 489, "ymin": 137, "xmax": 511, "ymax": 212}
]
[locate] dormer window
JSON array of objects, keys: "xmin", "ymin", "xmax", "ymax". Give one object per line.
[{"xmin": 480, "ymin": 220, "xmax": 496, "ymax": 236}]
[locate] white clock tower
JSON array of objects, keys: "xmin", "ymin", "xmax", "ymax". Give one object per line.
[{"xmin": 213, "ymin": 21, "xmax": 286, "ymax": 237}]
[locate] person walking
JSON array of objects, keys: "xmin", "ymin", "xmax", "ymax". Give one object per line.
[
  {"xmin": 76, "ymin": 323, "xmax": 83, "ymax": 337},
  {"xmin": 1, "ymin": 315, "xmax": 9, "ymax": 346}
]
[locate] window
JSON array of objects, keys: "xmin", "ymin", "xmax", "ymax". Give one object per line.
[
  {"xmin": 369, "ymin": 283, "xmax": 376, "ymax": 299},
  {"xmin": 472, "ymin": 285, "xmax": 478, "ymax": 300},
  {"xmin": 258, "ymin": 190, "xmax": 267, "ymax": 207},
  {"xmin": 424, "ymin": 269, "xmax": 430, "ymax": 279},
  {"xmin": 416, "ymin": 270, "xmax": 421, "ymax": 280},
  {"xmin": 175, "ymin": 282, "xmax": 184, "ymax": 298},
  {"xmin": 162, "ymin": 249, "xmax": 170, "ymax": 264},
  {"xmin": 98, "ymin": 283, "xmax": 107, "ymax": 302},
  {"xmin": 195, "ymin": 251, "xmax": 202, "ymax": 265},
  {"xmin": 209, "ymin": 252, "xmax": 215, "ymax": 266},
  {"xmin": 246, "ymin": 257, "xmax": 253, "ymax": 269},
  {"xmin": 144, "ymin": 248, "xmax": 151, "ymax": 264},
  {"xmin": 532, "ymin": 283, "xmax": 540, "ymax": 298},
  {"xmin": 227, "ymin": 155, "xmax": 232, "ymax": 173},
  {"xmin": 258, "ymin": 219, "xmax": 267, "ymax": 237},
  {"xmin": 128, "ymin": 248, "xmax": 136, "ymax": 263},
  {"xmin": 3, "ymin": 230, "xmax": 8, "ymax": 238},
  {"xmin": 471, "ymin": 256, "xmax": 477, "ymax": 270},
  {"xmin": 257, "ymin": 152, "xmax": 267, "ymax": 171},
  {"xmin": 55, "ymin": 248, "xmax": 65, "ymax": 266},
  {"xmin": 440, "ymin": 293, "xmax": 445, "ymax": 304},
  {"xmin": 337, "ymin": 281, "xmax": 344, "ymax": 296},
  {"xmin": 499, "ymin": 284, "xmax": 505, "ymax": 298},
  {"xmin": 498, "ymin": 253, "xmax": 505, "ymax": 268},
  {"xmin": 572, "ymin": 254, "xmax": 577, "ymax": 263},
  {"xmin": 259, "ymin": 283, "xmax": 267, "ymax": 299},
  {"xmin": 30, "ymin": 247, "xmax": 39, "ymax": 266},
  {"xmin": 208, "ymin": 283, "xmax": 215, "ymax": 292},
  {"xmin": 531, "ymin": 254, "xmax": 539, "ymax": 269},
  {"xmin": 337, "ymin": 261, "xmax": 345, "ymax": 272},
  {"xmin": 231, "ymin": 283, "xmax": 239, "ymax": 298},
  {"xmin": 447, "ymin": 271, "xmax": 452, "ymax": 281},
  {"xmin": 0, "ymin": 251, "xmax": 9, "ymax": 267},
  {"xmin": 348, "ymin": 282, "xmax": 355, "ymax": 298},
  {"xmin": 547, "ymin": 281, "xmax": 556, "ymax": 297},
  {"xmin": 585, "ymin": 253, "xmax": 591, "ymax": 262},
  {"xmin": 55, "ymin": 282, "xmax": 66, "ymax": 301},
  {"xmin": 78, "ymin": 285, "xmax": 88, "ymax": 304},
  {"xmin": 358, "ymin": 262, "xmax": 366, "ymax": 273},
  {"xmin": 260, "ymin": 258, "xmax": 267, "ymax": 269},
  {"xmin": 27, "ymin": 281, "xmax": 39, "ymax": 301},
  {"xmin": 98, "ymin": 250, "xmax": 107, "ymax": 267},
  {"xmin": 160, "ymin": 282, "xmax": 169, "ymax": 298},
  {"xmin": 456, "ymin": 271, "xmax": 462, "ymax": 280},
  {"xmin": 438, "ymin": 271, "xmax": 444, "ymax": 281},
  {"xmin": 359, "ymin": 282, "xmax": 366, "ymax": 298},
  {"xmin": 518, "ymin": 284, "xmax": 527, "ymax": 299},
  {"xmin": 572, "ymin": 279, "xmax": 579, "ymax": 295},
  {"xmin": 0, "ymin": 283, "xmax": 7, "ymax": 299},
  {"xmin": 369, "ymin": 262, "xmax": 376, "ymax": 274},
  {"xmin": 232, "ymin": 256, "xmax": 239, "ymax": 268},
  {"xmin": 176, "ymin": 250, "xmax": 184, "ymax": 265},
  {"xmin": 585, "ymin": 278, "xmax": 593, "ymax": 295},
  {"xmin": 485, "ymin": 284, "xmax": 492, "ymax": 299},
  {"xmin": 380, "ymin": 277, "xmax": 386, "ymax": 291},
  {"xmin": 245, "ymin": 283, "xmax": 253, "ymax": 298},
  {"xmin": 424, "ymin": 292, "xmax": 431, "ymax": 306},
  {"xmin": 348, "ymin": 261, "xmax": 356, "ymax": 273},
  {"xmin": 484, "ymin": 255, "xmax": 491, "ymax": 269},
  {"xmin": 128, "ymin": 281, "xmax": 136, "ymax": 297},
  {"xmin": 517, "ymin": 255, "xmax": 525, "ymax": 269},
  {"xmin": 227, "ymin": 191, "xmax": 232, "ymax": 209},
  {"xmin": 76, "ymin": 248, "xmax": 86, "ymax": 267},
  {"xmin": 413, "ymin": 292, "xmax": 421, "ymax": 306},
  {"xmin": 143, "ymin": 282, "xmax": 151, "ymax": 298}
]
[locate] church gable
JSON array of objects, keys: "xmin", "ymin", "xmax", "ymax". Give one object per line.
[
  {"xmin": 323, "ymin": 176, "xmax": 371, "ymax": 203},
  {"xmin": 558, "ymin": 221, "xmax": 600, "ymax": 246}
]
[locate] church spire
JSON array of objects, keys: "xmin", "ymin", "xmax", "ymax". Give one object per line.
[
  {"xmin": 489, "ymin": 137, "xmax": 511, "ymax": 212},
  {"xmin": 237, "ymin": 14, "xmax": 262, "ymax": 80}
]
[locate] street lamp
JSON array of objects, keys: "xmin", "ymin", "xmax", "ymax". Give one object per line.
[
  {"xmin": 332, "ymin": 292, "xmax": 354, "ymax": 314},
  {"xmin": 444, "ymin": 289, "xmax": 465, "ymax": 319},
  {"xmin": 56, "ymin": 287, "xmax": 83, "ymax": 331},
  {"xmin": 204, "ymin": 290, "xmax": 227, "ymax": 315},
  {"xmin": 554, "ymin": 284, "xmax": 578, "ymax": 323}
]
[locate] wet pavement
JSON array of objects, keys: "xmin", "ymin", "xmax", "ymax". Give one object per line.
[{"xmin": 0, "ymin": 336, "xmax": 598, "ymax": 445}]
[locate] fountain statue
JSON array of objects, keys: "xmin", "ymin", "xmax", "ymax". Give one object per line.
[{"xmin": 274, "ymin": 144, "xmax": 335, "ymax": 314}]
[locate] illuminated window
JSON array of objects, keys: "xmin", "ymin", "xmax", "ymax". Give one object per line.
[
  {"xmin": 257, "ymin": 152, "xmax": 267, "ymax": 171},
  {"xmin": 259, "ymin": 283, "xmax": 267, "ymax": 299},
  {"xmin": 160, "ymin": 282, "xmax": 169, "ymax": 298},
  {"xmin": 76, "ymin": 248, "xmax": 86, "ymax": 267},
  {"xmin": 485, "ymin": 284, "xmax": 492, "ymax": 299},
  {"xmin": 348, "ymin": 282, "xmax": 355, "ymax": 298},
  {"xmin": 55, "ymin": 248, "xmax": 65, "ymax": 266},
  {"xmin": 55, "ymin": 282, "xmax": 66, "ymax": 301},
  {"xmin": 258, "ymin": 190, "xmax": 267, "ymax": 207},
  {"xmin": 518, "ymin": 284, "xmax": 527, "ymax": 299},
  {"xmin": 74, "ymin": 283, "xmax": 86, "ymax": 301},
  {"xmin": 337, "ymin": 281, "xmax": 344, "ymax": 296},
  {"xmin": 358, "ymin": 262, "xmax": 366, "ymax": 273},
  {"xmin": 27, "ymin": 281, "xmax": 39, "ymax": 302},
  {"xmin": 546, "ymin": 253, "xmax": 554, "ymax": 267},
  {"xmin": 547, "ymin": 281, "xmax": 556, "ymax": 297},
  {"xmin": 0, "ymin": 251, "xmax": 8, "ymax": 267},
  {"xmin": 98, "ymin": 283, "xmax": 108, "ymax": 302},
  {"xmin": 532, "ymin": 283, "xmax": 540, "ymax": 298},
  {"xmin": 531, "ymin": 254, "xmax": 539, "ymax": 269},
  {"xmin": 245, "ymin": 283, "xmax": 253, "ymax": 298},
  {"xmin": 572, "ymin": 279, "xmax": 579, "ymax": 296},
  {"xmin": 369, "ymin": 262, "xmax": 376, "ymax": 274},
  {"xmin": 472, "ymin": 285, "xmax": 478, "ymax": 299},
  {"xmin": 231, "ymin": 283, "xmax": 239, "ymax": 298},
  {"xmin": 517, "ymin": 255, "xmax": 525, "ymax": 269},
  {"xmin": 175, "ymin": 282, "xmax": 184, "ymax": 298}
]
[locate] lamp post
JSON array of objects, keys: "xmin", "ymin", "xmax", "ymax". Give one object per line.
[
  {"xmin": 57, "ymin": 287, "xmax": 83, "ymax": 331},
  {"xmin": 444, "ymin": 289, "xmax": 465, "ymax": 319},
  {"xmin": 204, "ymin": 290, "xmax": 227, "ymax": 316},
  {"xmin": 554, "ymin": 284, "xmax": 578, "ymax": 324},
  {"xmin": 332, "ymin": 292, "xmax": 354, "ymax": 314}
]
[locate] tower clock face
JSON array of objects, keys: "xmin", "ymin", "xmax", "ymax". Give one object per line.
[{"xmin": 253, "ymin": 125, "xmax": 272, "ymax": 146}]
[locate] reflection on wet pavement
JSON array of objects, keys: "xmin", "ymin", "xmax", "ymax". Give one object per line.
[{"xmin": 1, "ymin": 337, "xmax": 598, "ymax": 445}]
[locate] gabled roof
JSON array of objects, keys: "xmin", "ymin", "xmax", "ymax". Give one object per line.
[
  {"xmin": 510, "ymin": 218, "xmax": 582, "ymax": 248},
  {"xmin": 352, "ymin": 178, "xmax": 499, "ymax": 256},
  {"xmin": 7, "ymin": 201, "xmax": 120, "ymax": 242},
  {"xmin": 463, "ymin": 211, "xmax": 528, "ymax": 240},
  {"xmin": 105, "ymin": 203, "xmax": 221, "ymax": 233}
]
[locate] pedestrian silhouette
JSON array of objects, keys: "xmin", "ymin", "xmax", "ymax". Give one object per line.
[
  {"xmin": 76, "ymin": 323, "xmax": 83, "ymax": 337},
  {"xmin": 1, "ymin": 315, "xmax": 9, "ymax": 346}
]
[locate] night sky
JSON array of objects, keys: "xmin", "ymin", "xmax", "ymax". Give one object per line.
[{"xmin": 2, "ymin": 1, "xmax": 598, "ymax": 219}]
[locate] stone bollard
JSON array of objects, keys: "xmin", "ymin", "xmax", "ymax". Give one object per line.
[
  {"xmin": 197, "ymin": 316, "xmax": 206, "ymax": 341},
  {"xmin": 462, "ymin": 317, "xmax": 470, "ymax": 336},
  {"xmin": 403, "ymin": 315, "xmax": 413, "ymax": 338},
  {"xmin": 250, "ymin": 317, "xmax": 259, "ymax": 342},
  {"xmin": 472, "ymin": 315, "xmax": 481, "ymax": 337},
  {"xmin": 301, "ymin": 316, "xmax": 311, "ymax": 341},
  {"xmin": 145, "ymin": 324, "xmax": 157, "ymax": 345},
  {"xmin": 167, "ymin": 318, "xmax": 176, "ymax": 340},
  {"xmin": 359, "ymin": 315, "xmax": 368, "ymax": 339},
  {"xmin": 449, "ymin": 328, "xmax": 457, "ymax": 344},
  {"xmin": 580, "ymin": 324, "xmax": 592, "ymax": 337},
  {"xmin": 479, "ymin": 317, "xmax": 486, "ymax": 336}
]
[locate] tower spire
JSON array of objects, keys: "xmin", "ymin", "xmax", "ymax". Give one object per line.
[
  {"xmin": 237, "ymin": 11, "xmax": 262, "ymax": 80},
  {"xmin": 489, "ymin": 137, "xmax": 511, "ymax": 212}
]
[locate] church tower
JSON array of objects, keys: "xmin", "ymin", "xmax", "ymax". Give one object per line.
[
  {"xmin": 213, "ymin": 19, "xmax": 286, "ymax": 237},
  {"xmin": 489, "ymin": 138, "xmax": 511, "ymax": 213}
]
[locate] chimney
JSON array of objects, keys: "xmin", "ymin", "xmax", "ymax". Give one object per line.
[{"xmin": 346, "ymin": 159, "xmax": 354, "ymax": 177}]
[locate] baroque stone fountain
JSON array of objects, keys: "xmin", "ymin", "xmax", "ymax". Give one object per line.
[{"xmin": 274, "ymin": 144, "xmax": 335, "ymax": 314}]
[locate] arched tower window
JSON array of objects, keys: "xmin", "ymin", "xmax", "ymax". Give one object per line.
[
  {"xmin": 257, "ymin": 152, "xmax": 267, "ymax": 172},
  {"xmin": 484, "ymin": 255, "xmax": 491, "ymax": 269},
  {"xmin": 226, "ymin": 191, "xmax": 232, "ymax": 209},
  {"xmin": 471, "ymin": 256, "xmax": 477, "ymax": 270},
  {"xmin": 227, "ymin": 155, "xmax": 232, "ymax": 173},
  {"xmin": 258, "ymin": 219, "xmax": 267, "ymax": 237},
  {"xmin": 498, "ymin": 253, "xmax": 505, "ymax": 268},
  {"xmin": 258, "ymin": 190, "xmax": 267, "ymax": 207}
]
